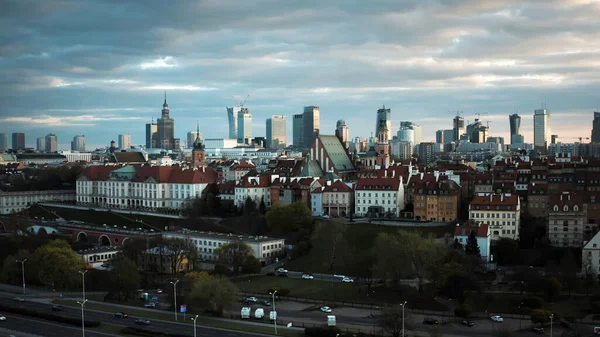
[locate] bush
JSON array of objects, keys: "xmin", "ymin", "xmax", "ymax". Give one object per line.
[
  {"xmin": 0, "ymin": 303, "xmax": 101, "ymax": 328},
  {"xmin": 522, "ymin": 296, "xmax": 544, "ymax": 309},
  {"xmin": 121, "ymin": 327, "xmax": 189, "ymax": 337},
  {"xmin": 454, "ymin": 303, "xmax": 472, "ymax": 318},
  {"xmin": 304, "ymin": 327, "xmax": 342, "ymax": 337},
  {"xmin": 241, "ymin": 256, "xmax": 262, "ymax": 274},
  {"xmin": 531, "ymin": 309, "xmax": 554, "ymax": 325},
  {"xmin": 212, "ymin": 264, "xmax": 231, "ymax": 276}
]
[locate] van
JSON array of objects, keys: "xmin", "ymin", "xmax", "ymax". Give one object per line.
[
  {"xmin": 594, "ymin": 327, "xmax": 600, "ymax": 335},
  {"xmin": 327, "ymin": 315, "xmax": 336, "ymax": 327},
  {"xmin": 270, "ymin": 311, "xmax": 277, "ymax": 321},
  {"xmin": 241, "ymin": 307, "xmax": 251, "ymax": 319},
  {"xmin": 255, "ymin": 308, "xmax": 264, "ymax": 319}
]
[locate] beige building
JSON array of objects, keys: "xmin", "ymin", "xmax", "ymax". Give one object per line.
[
  {"xmin": 469, "ymin": 193, "xmax": 520, "ymax": 240},
  {"xmin": 0, "ymin": 189, "xmax": 75, "ymax": 215},
  {"xmin": 312, "ymin": 180, "xmax": 354, "ymax": 217}
]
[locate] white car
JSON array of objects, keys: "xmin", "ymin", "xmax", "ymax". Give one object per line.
[
  {"xmin": 156, "ymin": 289, "xmax": 163, "ymax": 294},
  {"xmin": 342, "ymin": 277, "xmax": 354, "ymax": 283},
  {"xmin": 302, "ymin": 274, "xmax": 314, "ymax": 280},
  {"xmin": 333, "ymin": 274, "xmax": 345, "ymax": 278},
  {"xmin": 320, "ymin": 306, "xmax": 332, "ymax": 313},
  {"xmin": 245, "ymin": 297, "xmax": 258, "ymax": 303},
  {"xmin": 276, "ymin": 268, "xmax": 288, "ymax": 274},
  {"xmin": 490, "ymin": 315, "xmax": 504, "ymax": 322},
  {"xmin": 0, "ymin": 314, "xmax": 6, "ymax": 321}
]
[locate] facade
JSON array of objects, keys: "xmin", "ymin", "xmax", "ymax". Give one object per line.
[
  {"xmin": 534, "ymin": 109, "xmax": 551, "ymax": 152},
  {"xmin": 58, "ymin": 150, "xmax": 92, "ymax": 162},
  {"xmin": 336, "ymin": 120, "xmax": 350, "ymax": 146},
  {"xmin": 413, "ymin": 179, "xmax": 460, "ymax": 222},
  {"xmin": 303, "ymin": 106, "xmax": 320, "ymax": 149},
  {"xmin": 293, "ymin": 114, "xmax": 304, "ymax": 147},
  {"xmin": 71, "ymin": 135, "xmax": 86, "ymax": 152},
  {"xmin": 45, "ymin": 133, "xmax": 58, "ymax": 153},
  {"xmin": 266, "ymin": 115, "xmax": 287, "ymax": 149},
  {"xmin": 78, "ymin": 246, "xmax": 121, "ymax": 269},
  {"xmin": 582, "ymin": 231, "xmax": 600, "ymax": 276},
  {"xmin": 226, "ymin": 106, "xmax": 241, "ymax": 139},
  {"xmin": 145, "ymin": 121, "xmax": 158, "ymax": 149},
  {"xmin": 319, "ymin": 180, "xmax": 354, "ymax": 217},
  {"xmin": 419, "ymin": 142, "xmax": 437, "ymax": 165},
  {"xmin": 234, "ymin": 174, "xmax": 271, "ymax": 208},
  {"xmin": 592, "ymin": 112, "xmax": 600, "ymax": 143},
  {"xmin": 118, "ymin": 134, "xmax": 131, "ymax": 150},
  {"xmin": 223, "ymin": 160, "xmax": 255, "ymax": 182},
  {"xmin": 436, "ymin": 130, "xmax": 445, "ymax": 144},
  {"xmin": 454, "ymin": 224, "xmax": 491, "ymax": 263},
  {"xmin": 157, "ymin": 94, "xmax": 176, "ymax": 150},
  {"xmin": 469, "ymin": 193, "xmax": 520, "ymax": 240},
  {"xmin": 36, "ymin": 137, "xmax": 45, "ymax": 152},
  {"xmin": 142, "ymin": 246, "xmax": 191, "ymax": 274},
  {"xmin": 186, "ymin": 131, "xmax": 202, "ymax": 149},
  {"xmin": 396, "ymin": 126, "xmax": 415, "ymax": 143},
  {"xmin": 400, "ymin": 121, "xmax": 422, "ymax": 145},
  {"xmin": 0, "ymin": 189, "xmax": 75, "ymax": 214},
  {"xmin": 12, "ymin": 133, "xmax": 25, "ymax": 151},
  {"xmin": 453, "ymin": 116, "xmax": 465, "ymax": 141},
  {"xmin": 0, "ymin": 133, "xmax": 7, "ymax": 151},
  {"xmin": 548, "ymin": 192, "xmax": 587, "ymax": 247},
  {"xmin": 354, "ymin": 177, "xmax": 405, "ymax": 217},
  {"xmin": 237, "ymin": 108, "xmax": 252, "ymax": 145},
  {"xmin": 509, "ymin": 113, "xmax": 521, "ymax": 138},
  {"xmin": 307, "ymin": 134, "xmax": 356, "ymax": 180},
  {"xmin": 376, "ymin": 106, "xmax": 392, "ymax": 141},
  {"xmin": 390, "ymin": 140, "xmax": 413, "ymax": 160}
]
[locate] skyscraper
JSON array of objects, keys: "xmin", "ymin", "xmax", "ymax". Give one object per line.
[
  {"xmin": 336, "ymin": 120, "xmax": 350, "ymax": 145},
  {"xmin": 266, "ymin": 115, "xmax": 287, "ymax": 149},
  {"xmin": 376, "ymin": 106, "xmax": 392, "ymax": 141},
  {"xmin": 71, "ymin": 135, "xmax": 86, "ymax": 152},
  {"xmin": 453, "ymin": 115, "xmax": 465, "ymax": 141},
  {"xmin": 157, "ymin": 92, "xmax": 175, "ymax": 150},
  {"xmin": 397, "ymin": 126, "xmax": 415, "ymax": 143},
  {"xmin": 534, "ymin": 108, "xmax": 551, "ymax": 152},
  {"xmin": 11, "ymin": 133, "xmax": 25, "ymax": 150},
  {"xmin": 118, "ymin": 134, "xmax": 131, "ymax": 150},
  {"xmin": 0, "ymin": 133, "xmax": 8, "ymax": 151},
  {"xmin": 226, "ymin": 106, "xmax": 241, "ymax": 139},
  {"xmin": 293, "ymin": 114, "xmax": 304, "ymax": 147},
  {"xmin": 399, "ymin": 121, "xmax": 422, "ymax": 144},
  {"xmin": 436, "ymin": 130, "xmax": 445, "ymax": 144},
  {"xmin": 45, "ymin": 133, "xmax": 57, "ymax": 153},
  {"xmin": 592, "ymin": 112, "xmax": 600, "ymax": 143},
  {"xmin": 145, "ymin": 120, "xmax": 158, "ymax": 149},
  {"xmin": 303, "ymin": 106, "xmax": 320, "ymax": 148},
  {"xmin": 237, "ymin": 108, "xmax": 252, "ymax": 145},
  {"xmin": 36, "ymin": 137, "xmax": 45, "ymax": 152},
  {"xmin": 509, "ymin": 114, "xmax": 521, "ymax": 137},
  {"xmin": 187, "ymin": 131, "xmax": 202, "ymax": 148}
]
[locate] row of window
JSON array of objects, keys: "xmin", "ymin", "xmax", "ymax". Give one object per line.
[
  {"xmin": 471, "ymin": 212, "xmax": 517, "ymax": 219},
  {"xmin": 356, "ymin": 192, "xmax": 397, "ymax": 198}
]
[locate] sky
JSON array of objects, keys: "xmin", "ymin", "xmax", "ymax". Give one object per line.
[{"xmin": 1, "ymin": 0, "xmax": 599, "ymax": 150}]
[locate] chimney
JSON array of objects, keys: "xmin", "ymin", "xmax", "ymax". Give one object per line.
[
  {"xmin": 392, "ymin": 170, "xmax": 396, "ymax": 178},
  {"xmin": 385, "ymin": 170, "xmax": 387, "ymax": 177},
  {"xmin": 501, "ymin": 194, "xmax": 504, "ymax": 202},
  {"xmin": 490, "ymin": 194, "xmax": 492, "ymax": 202}
]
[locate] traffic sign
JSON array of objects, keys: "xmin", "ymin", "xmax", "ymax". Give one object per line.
[{"xmin": 180, "ymin": 304, "xmax": 187, "ymax": 313}]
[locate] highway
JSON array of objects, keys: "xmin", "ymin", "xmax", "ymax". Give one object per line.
[{"xmin": 0, "ymin": 313, "xmax": 118, "ymax": 337}]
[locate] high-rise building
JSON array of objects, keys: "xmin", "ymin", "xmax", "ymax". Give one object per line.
[
  {"xmin": 293, "ymin": 114, "xmax": 304, "ymax": 147},
  {"xmin": 303, "ymin": 106, "xmax": 320, "ymax": 148},
  {"xmin": 509, "ymin": 114, "xmax": 521, "ymax": 137},
  {"xmin": 266, "ymin": 115, "xmax": 287, "ymax": 149},
  {"xmin": 186, "ymin": 131, "xmax": 202, "ymax": 148},
  {"xmin": 390, "ymin": 140, "xmax": 413, "ymax": 160},
  {"xmin": 436, "ymin": 130, "xmax": 445, "ymax": 144},
  {"xmin": 397, "ymin": 126, "xmax": 415, "ymax": 144},
  {"xmin": 400, "ymin": 121, "xmax": 422, "ymax": 145},
  {"xmin": 0, "ymin": 133, "xmax": 8, "ymax": 151},
  {"xmin": 45, "ymin": 133, "xmax": 57, "ymax": 153},
  {"xmin": 592, "ymin": 112, "xmax": 600, "ymax": 143},
  {"xmin": 157, "ymin": 92, "xmax": 175, "ymax": 150},
  {"xmin": 453, "ymin": 115, "xmax": 465, "ymax": 141},
  {"xmin": 36, "ymin": 137, "xmax": 45, "ymax": 152},
  {"xmin": 118, "ymin": 134, "xmax": 131, "ymax": 150},
  {"xmin": 336, "ymin": 120, "xmax": 350, "ymax": 145},
  {"xmin": 11, "ymin": 133, "xmax": 25, "ymax": 150},
  {"xmin": 226, "ymin": 106, "xmax": 241, "ymax": 139},
  {"xmin": 71, "ymin": 135, "xmax": 86, "ymax": 152},
  {"xmin": 551, "ymin": 135, "xmax": 559, "ymax": 145},
  {"xmin": 418, "ymin": 142, "xmax": 437, "ymax": 165},
  {"xmin": 534, "ymin": 108, "xmax": 551, "ymax": 152},
  {"xmin": 376, "ymin": 106, "xmax": 392, "ymax": 141},
  {"xmin": 145, "ymin": 120, "xmax": 158, "ymax": 149},
  {"xmin": 443, "ymin": 130, "xmax": 454, "ymax": 145},
  {"xmin": 237, "ymin": 108, "xmax": 252, "ymax": 145}
]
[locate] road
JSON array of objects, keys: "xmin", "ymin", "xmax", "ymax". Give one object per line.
[{"xmin": 0, "ymin": 313, "xmax": 118, "ymax": 337}]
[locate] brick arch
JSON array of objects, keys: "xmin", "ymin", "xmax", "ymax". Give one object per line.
[
  {"xmin": 77, "ymin": 232, "xmax": 88, "ymax": 243},
  {"xmin": 99, "ymin": 234, "xmax": 112, "ymax": 246}
]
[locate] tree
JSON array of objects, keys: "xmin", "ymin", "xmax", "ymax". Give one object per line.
[
  {"xmin": 582, "ymin": 259, "xmax": 598, "ymax": 297},
  {"xmin": 190, "ymin": 274, "xmax": 238, "ymax": 316},
  {"xmin": 259, "ymin": 196, "xmax": 267, "ymax": 214},
  {"xmin": 311, "ymin": 220, "xmax": 349, "ymax": 272},
  {"xmin": 29, "ymin": 239, "xmax": 86, "ymax": 289},
  {"xmin": 242, "ymin": 256, "xmax": 262, "ymax": 274},
  {"xmin": 266, "ymin": 201, "xmax": 312, "ymax": 233},
  {"xmin": 430, "ymin": 325, "xmax": 444, "ymax": 337},
  {"xmin": 108, "ymin": 257, "xmax": 141, "ymax": 301},
  {"xmin": 377, "ymin": 306, "xmax": 407, "ymax": 337},
  {"xmin": 545, "ymin": 277, "xmax": 562, "ymax": 301},
  {"xmin": 559, "ymin": 250, "xmax": 578, "ymax": 297},
  {"xmin": 530, "ymin": 309, "xmax": 553, "ymax": 325},
  {"xmin": 182, "ymin": 271, "xmax": 211, "ymax": 295},
  {"xmin": 348, "ymin": 250, "xmax": 376, "ymax": 292},
  {"xmin": 214, "ymin": 241, "xmax": 253, "ymax": 274},
  {"xmin": 464, "ymin": 230, "xmax": 480, "ymax": 257},
  {"xmin": 0, "ymin": 250, "xmax": 31, "ymax": 285},
  {"xmin": 162, "ymin": 238, "xmax": 197, "ymax": 274},
  {"xmin": 493, "ymin": 238, "xmax": 520, "ymax": 265}
]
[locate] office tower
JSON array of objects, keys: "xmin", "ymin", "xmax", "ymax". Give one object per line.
[
  {"xmin": 418, "ymin": 142, "xmax": 437, "ymax": 165},
  {"xmin": 0, "ymin": 133, "xmax": 7, "ymax": 151},
  {"xmin": 293, "ymin": 114, "xmax": 304, "ymax": 147},
  {"xmin": 237, "ymin": 108, "xmax": 252, "ymax": 145},
  {"xmin": 509, "ymin": 113, "xmax": 521, "ymax": 137},
  {"xmin": 266, "ymin": 115, "xmax": 287, "ymax": 149},
  {"xmin": 436, "ymin": 130, "xmax": 445, "ymax": 144},
  {"xmin": 157, "ymin": 92, "xmax": 175, "ymax": 149},
  {"xmin": 400, "ymin": 121, "xmax": 422, "ymax": 144},
  {"xmin": 488, "ymin": 137, "xmax": 505, "ymax": 149},
  {"xmin": 443, "ymin": 130, "xmax": 454, "ymax": 145},
  {"xmin": 45, "ymin": 133, "xmax": 57, "ymax": 152},
  {"xmin": 336, "ymin": 120, "xmax": 350, "ymax": 145},
  {"xmin": 118, "ymin": 134, "xmax": 131, "ymax": 150},
  {"xmin": 11, "ymin": 133, "xmax": 25, "ymax": 150},
  {"xmin": 453, "ymin": 115, "xmax": 465, "ymax": 141},
  {"xmin": 303, "ymin": 106, "xmax": 320, "ymax": 148},
  {"xmin": 534, "ymin": 108, "xmax": 551, "ymax": 152},
  {"xmin": 397, "ymin": 125, "xmax": 415, "ymax": 143},
  {"xmin": 226, "ymin": 106, "xmax": 241, "ymax": 139},
  {"xmin": 187, "ymin": 131, "xmax": 202, "ymax": 148},
  {"xmin": 551, "ymin": 135, "xmax": 559, "ymax": 145},
  {"xmin": 390, "ymin": 140, "xmax": 413, "ymax": 160},
  {"xmin": 592, "ymin": 112, "xmax": 600, "ymax": 143},
  {"xmin": 36, "ymin": 137, "xmax": 45, "ymax": 152},
  {"xmin": 252, "ymin": 137, "xmax": 266, "ymax": 147},
  {"xmin": 376, "ymin": 106, "xmax": 392, "ymax": 141},
  {"xmin": 145, "ymin": 120, "xmax": 158, "ymax": 149},
  {"xmin": 71, "ymin": 135, "xmax": 86, "ymax": 152}
]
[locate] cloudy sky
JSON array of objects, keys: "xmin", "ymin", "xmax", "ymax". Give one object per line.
[{"xmin": 1, "ymin": 0, "xmax": 599, "ymax": 149}]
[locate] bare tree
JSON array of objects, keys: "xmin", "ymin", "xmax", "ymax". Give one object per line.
[
  {"xmin": 311, "ymin": 220, "xmax": 349, "ymax": 272},
  {"xmin": 377, "ymin": 306, "xmax": 409, "ymax": 337}
]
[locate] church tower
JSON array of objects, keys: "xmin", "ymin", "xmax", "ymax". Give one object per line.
[
  {"xmin": 375, "ymin": 119, "xmax": 390, "ymax": 167},
  {"xmin": 192, "ymin": 123, "xmax": 205, "ymax": 167}
]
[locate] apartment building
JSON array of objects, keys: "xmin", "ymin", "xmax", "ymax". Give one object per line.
[
  {"xmin": 354, "ymin": 177, "xmax": 405, "ymax": 217},
  {"xmin": 0, "ymin": 189, "xmax": 75, "ymax": 215},
  {"xmin": 469, "ymin": 193, "xmax": 520, "ymax": 240},
  {"xmin": 548, "ymin": 191, "xmax": 587, "ymax": 247},
  {"xmin": 234, "ymin": 174, "xmax": 271, "ymax": 208},
  {"xmin": 454, "ymin": 224, "xmax": 491, "ymax": 262},
  {"xmin": 223, "ymin": 160, "xmax": 255, "ymax": 182},
  {"xmin": 413, "ymin": 178, "xmax": 460, "ymax": 222},
  {"xmin": 311, "ymin": 180, "xmax": 354, "ymax": 217}
]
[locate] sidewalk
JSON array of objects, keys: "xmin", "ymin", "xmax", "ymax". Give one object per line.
[{"xmin": 0, "ymin": 283, "xmax": 106, "ymax": 298}]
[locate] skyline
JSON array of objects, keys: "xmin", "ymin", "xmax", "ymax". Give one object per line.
[{"xmin": 1, "ymin": 1, "xmax": 600, "ymax": 147}]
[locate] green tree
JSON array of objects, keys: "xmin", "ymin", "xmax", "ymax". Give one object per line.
[
  {"xmin": 311, "ymin": 220, "xmax": 349, "ymax": 272},
  {"xmin": 545, "ymin": 277, "xmax": 562, "ymax": 301},
  {"xmin": 259, "ymin": 196, "xmax": 267, "ymax": 214},
  {"xmin": 266, "ymin": 201, "xmax": 312, "ymax": 233},
  {"xmin": 464, "ymin": 230, "xmax": 480, "ymax": 257},
  {"xmin": 530, "ymin": 309, "xmax": 553, "ymax": 325},
  {"xmin": 559, "ymin": 250, "xmax": 578, "ymax": 297},
  {"xmin": 0, "ymin": 250, "xmax": 31, "ymax": 285},
  {"xmin": 241, "ymin": 256, "xmax": 262, "ymax": 274},
  {"xmin": 30, "ymin": 239, "xmax": 86, "ymax": 289},
  {"xmin": 182, "ymin": 271, "xmax": 211, "ymax": 295},
  {"xmin": 108, "ymin": 257, "xmax": 141, "ymax": 301},
  {"xmin": 493, "ymin": 238, "xmax": 520, "ymax": 265},
  {"xmin": 190, "ymin": 274, "xmax": 238, "ymax": 316},
  {"xmin": 214, "ymin": 241, "xmax": 253, "ymax": 274},
  {"xmin": 376, "ymin": 306, "xmax": 407, "ymax": 337},
  {"xmin": 454, "ymin": 303, "xmax": 472, "ymax": 318}
]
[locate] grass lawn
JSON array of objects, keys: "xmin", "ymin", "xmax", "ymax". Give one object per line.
[{"xmin": 466, "ymin": 292, "xmax": 593, "ymax": 318}]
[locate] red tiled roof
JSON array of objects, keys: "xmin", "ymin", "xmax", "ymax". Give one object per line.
[
  {"xmin": 322, "ymin": 180, "xmax": 352, "ymax": 193},
  {"xmin": 549, "ymin": 191, "xmax": 583, "ymax": 208},
  {"xmin": 356, "ymin": 177, "xmax": 401, "ymax": 190},
  {"xmin": 79, "ymin": 165, "xmax": 119, "ymax": 181},
  {"xmin": 470, "ymin": 193, "xmax": 519, "ymax": 206},
  {"xmin": 80, "ymin": 165, "xmax": 218, "ymax": 184},
  {"xmin": 454, "ymin": 224, "xmax": 489, "ymax": 237}
]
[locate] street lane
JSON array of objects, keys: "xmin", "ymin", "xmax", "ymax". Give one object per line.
[{"xmin": 0, "ymin": 313, "xmax": 118, "ymax": 337}]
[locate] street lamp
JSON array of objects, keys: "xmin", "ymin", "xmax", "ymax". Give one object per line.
[
  {"xmin": 550, "ymin": 314, "xmax": 553, "ymax": 337},
  {"xmin": 77, "ymin": 299, "xmax": 88, "ymax": 337},
  {"xmin": 15, "ymin": 259, "xmax": 27, "ymax": 295},
  {"xmin": 400, "ymin": 301, "xmax": 407, "ymax": 337},
  {"xmin": 518, "ymin": 302, "xmax": 523, "ymax": 329},
  {"xmin": 170, "ymin": 279, "xmax": 180, "ymax": 321},
  {"xmin": 79, "ymin": 270, "xmax": 88, "ymax": 301},
  {"xmin": 191, "ymin": 314, "xmax": 198, "ymax": 337},
  {"xmin": 270, "ymin": 290, "xmax": 278, "ymax": 335}
]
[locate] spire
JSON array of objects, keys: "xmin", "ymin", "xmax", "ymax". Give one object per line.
[{"xmin": 164, "ymin": 90, "xmax": 167, "ymax": 104}]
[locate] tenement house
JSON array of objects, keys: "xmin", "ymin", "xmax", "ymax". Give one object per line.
[{"xmin": 469, "ymin": 193, "xmax": 520, "ymax": 240}]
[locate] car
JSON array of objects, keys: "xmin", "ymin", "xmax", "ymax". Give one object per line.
[
  {"xmin": 144, "ymin": 302, "xmax": 156, "ymax": 308},
  {"xmin": 461, "ymin": 320, "xmax": 474, "ymax": 327},
  {"xmin": 135, "ymin": 318, "xmax": 151, "ymax": 325},
  {"xmin": 276, "ymin": 268, "xmax": 288, "ymax": 274},
  {"xmin": 302, "ymin": 274, "xmax": 314, "ymax": 280},
  {"xmin": 342, "ymin": 277, "xmax": 354, "ymax": 283},
  {"xmin": 320, "ymin": 306, "xmax": 332, "ymax": 313},
  {"xmin": 0, "ymin": 315, "xmax": 6, "ymax": 321},
  {"xmin": 51, "ymin": 305, "xmax": 63, "ymax": 311},
  {"xmin": 263, "ymin": 300, "xmax": 271, "ymax": 306},
  {"xmin": 245, "ymin": 297, "xmax": 258, "ymax": 303},
  {"xmin": 490, "ymin": 315, "xmax": 504, "ymax": 322},
  {"xmin": 12, "ymin": 297, "xmax": 24, "ymax": 302},
  {"xmin": 532, "ymin": 327, "xmax": 544, "ymax": 334},
  {"xmin": 156, "ymin": 289, "xmax": 163, "ymax": 294},
  {"xmin": 113, "ymin": 312, "xmax": 128, "ymax": 318},
  {"xmin": 322, "ymin": 215, "xmax": 330, "ymax": 219},
  {"xmin": 151, "ymin": 296, "xmax": 159, "ymax": 301},
  {"xmin": 333, "ymin": 274, "xmax": 345, "ymax": 278},
  {"xmin": 423, "ymin": 318, "xmax": 439, "ymax": 325}
]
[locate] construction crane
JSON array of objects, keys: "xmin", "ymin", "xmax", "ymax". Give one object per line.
[
  {"xmin": 239, "ymin": 94, "xmax": 250, "ymax": 107},
  {"xmin": 571, "ymin": 137, "xmax": 590, "ymax": 143}
]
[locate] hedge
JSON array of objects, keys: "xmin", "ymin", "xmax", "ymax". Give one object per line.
[
  {"xmin": 121, "ymin": 327, "xmax": 190, "ymax": 337},
  {"xmin": 0, "ymin": 303, "xmax": 101, "ymax": 328}
]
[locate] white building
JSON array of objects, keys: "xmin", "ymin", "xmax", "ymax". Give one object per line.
[
  {"xmin": 0, "ymin": 189, "xmax": 76, "ymax": 214},
  {"xmin": 354, "ymin": 177, "xmax": 405, "ymax": 217},
  {"xmin": 313, "ymin": 180, "xmax": 354, "ymax": 217},
  {"xmin": 396, "ymin": 126, "xmax": 415, "ymax": 144},
  {"xmin": 163, "ymin": 230, "xmax": 285, "ymax": 265},
  {"xmin": 77, "ymin": 246, "xmax": 121, "ymax": 269},
  {"xmin": 582, "ymin": 232, "xmax": 600, "ymax": 276},
  {"xmin": 469, "ymin": 193, "xmax": 520, "ymax": 240},
  {"xmin": 390, "ymin": 140, "xmax": 413, "ymax": 160},
  {"xmin": 237, "ymin": 108, "xmax": 252, "ymax": 145},
  {"xmin": 204, "ymin": 138, "xmax": 239, "ymax": 149},
  {"xmin": 118, "ymin": 134, "xmax": 131, "ymax": 150},
  {"xmin": 454, "ymin": 224, "xmax": 491, "ymax": 263},
  {"xmin": 311, "ymin": 187, "xmax": 324, "ymax": 216},
  {"xmin": 534, "ymin": 109, "xmax": 551, "ymax": 151},
  {"xmin": 234, "ymin": 174, "xmax": 272, "ymax": 208},
  {"xmin": 58, "ymin": 150, "xmax": 92, "ymax": 162},
  {"xmin": 266, "ymin": 115, "xmax": 287, "ymax": 149},
  {"xmin": 72, "ymin": 135, "xmax": 86, "ymax": 152},
  {"xmin": 336, "ymin": 120, "xmax": 350, "ymax": 146},
  {"xmin": 36, "ymin": 137, "xmax": 45, "ymax": 152}
]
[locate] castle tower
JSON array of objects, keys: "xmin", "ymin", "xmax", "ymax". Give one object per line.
[
  {"xmin": 192, "ymin": 123, "xmax": 206, "ymax": 166},
  {"xmin": 375, "ymin": 119, "xmax": 390, "ymax": 167}
]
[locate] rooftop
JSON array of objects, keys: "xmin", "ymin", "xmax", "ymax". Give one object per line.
[
  {"xmin": 77, "ymin": 246, "xmax": 122, "ymax": 255},
  {"xmin": 165, "ymin": 230, "xmax": 284, "ymax": 243}
]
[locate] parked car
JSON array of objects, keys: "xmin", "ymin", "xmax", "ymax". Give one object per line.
[
  {"xmin": 0, "ymin": 315, "xmax": 6, "ymax": 321},
  {"xmin": 302, "ymin": 274, "xmax": 314, "ymax": 280},
  {"xmin": 51, "ymin": 305, "xmax": 63, "ymax": 311},
  {"xmin": 151, "ymin": 296, "xmax": 159, "ymax": 302},
  {"xmin": 490, "ymin": 315, "xmax": 504, "ymax": 322},
  {"xmin": 113, "ymin": 312, "xmax": 128, "ymax": 318},
  {"xmin": 342, "ymin": 277, "xmax": 354, "ymax": 283},
  {"xmin": 255, "ymin": 308, "xmax": 264, "ymax": 319},
  {"xmin": 423, "ymin": 318, "xmax": 439, "ymax": 325},
  {"xmin": 461, "ymin": 320, "xmax": 474, "ymax": 327},
  {"xmin": 532, "ymin": 327, "xmax": 544, "ymax": 334},
  {"xmin": 245, "ymin": 297, "xmax": 258, "ymax": 303},
  {"xmin": 12, "ymin": 297, "xmax": 24, "ymax": 302},
  {"xmin": 320, "ymin": 306, "xmax": 332, "ymax": 313},
  {"xmin": 263, "ymin": 300, "xmax": 271, "ymax": 306},
  {"xmin": 276, "ymin": 268, "xmax": 288, "ymax": 274},
  {"xmin": 156, "ymin": 289, "xmax": 163, "ymax": 294},
  {"xmin": 144, "ymin": 302, "xmax": 156, "ymax": 308},
  {"xmin": 135, "ymin": 318, "xmax": 151, "ymax": 325}
]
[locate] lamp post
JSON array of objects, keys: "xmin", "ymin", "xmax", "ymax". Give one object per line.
[
  {"xmin": 79, "ymin": 270, "xmax": 88, "ymax": 301},
  {"xmin": 270, "ymin": 290, "xmax": 278, "ymax": 335},
  {"xmin": 400, "ymin": 301, "xmax": 407, "ymax": 337},
  {"xmin": 518, "ymin": 302, "xmax": 523, "ymax": 329},
  {"xmin": 170, "ymin": 279, "xmax": 180, "ymax": 321},
  {"xmin": 77, "ymin": 299, "xmax": 88, "ymax": 337},
  {"xmin": 191, "ymin": 314, "xmax": 198, "ymax": 337},
  {"xmin": 15, "ymin": 259, "xmax": 27, "ymax": 295},
  {"xmin": 550, "ymin": 314, "xmax": 553, "ymax": 337}
]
